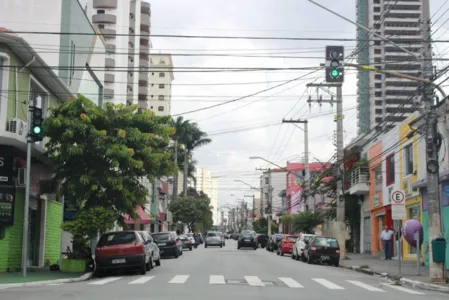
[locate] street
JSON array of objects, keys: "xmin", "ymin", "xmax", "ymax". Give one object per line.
[{"xmin": 2, "ymin": 240, "xmax": 445, "ymax": 300}]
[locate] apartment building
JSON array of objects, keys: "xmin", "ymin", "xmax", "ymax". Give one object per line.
[
  {"xmin": 190, "ymin": 168, "xmax": 219, "ymax": 225},
  {"xmin": 259, "ymin": 169, "xmax": 287, "ymax": 218},
  {"xmin": 148, "ymin": 54, "xmax": 174, "ymax": 115},
  {"xmin": 81, "ymin": 0, "xmax": 152, "ymax": 106},
  {"xmin": 356, "ymin": 0, "xmax": 431, "ymax": 134}
]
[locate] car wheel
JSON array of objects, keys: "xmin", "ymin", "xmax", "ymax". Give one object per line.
[
  {"xmin": 277, "ymin": 249, "xmax": 280, "ymax": 255},
  {"xmin": 155, "ymin": 256, "xmax": 161, "ymax": 266},
  {"xmin": 174, "ymin": 251, "xmax": 179, "ymax": 258},
  {"xmin": 334, "ymin": 261, "xmax": 340, "ymax": 267},
  {"xmin": 296, "ymin": 252, "xmax": 300, "ymax": 261},
  {"xmin": 140, "ymin": 259, "xmax": 147, "ymax": 275},
  {"xmin": 220, "ymin": 245, "xmax": 223, "ymax": 248},
  {"xmin": 189, "ymin": 247, "xmax": 192, "ymax": 251},
  {"xmin": 94, "ymin": 268, "xmax": 104, "ymax": 278},
  {"xmin": 292, "ymin": 253, "xmax": 295, "ymax": 260},
  {"xmin": 253, "ymin": 246, "xmax": 257, "ymax": 250},
  {"xmin": 237, "ymin": 244, "xmax": 241, "ymax": 249},
  {"xmin": 280, "ymin": 249, "xmax": 284, "ymax": 256},
  {"xmin": 205, "ymin": 244, "xmax": 208, "ymax": 248},
  {"xmin": 307, "ymin": 252, "xmax": 312, "ymax": 264},
  {"xmin": 146, "ymin": 256, "xmax": 152, "ymax": 271}
]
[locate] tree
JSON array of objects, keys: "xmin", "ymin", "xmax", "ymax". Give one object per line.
[
  {"xmin": 252, "ymin": 218, "xmax": 277, "ymax": 235},
  {"xmin": 169, "ymin": 187, "xmax": 213, "ymax": 232},
  {"xmin": 43, "ymin": 95, "xmax": 176, "ymax": 241},
  {"xmin": 291, "ymin": 211, "xmax": 325, "ymax": 234}
]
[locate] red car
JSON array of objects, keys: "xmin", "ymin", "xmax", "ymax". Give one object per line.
[{"xmin": 277, "ymin": 234, "xmax": 300, "ymax": 256}]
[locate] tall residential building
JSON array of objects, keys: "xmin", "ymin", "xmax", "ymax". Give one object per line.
[
  {"xmin": 81, "ymin": 0, "xmax": 152, "ymax": 106},
  {"xmin": 356, "ymin": 0, "xmax": 431, "ymax": 134},
  {"xmin": 190, "ymin": 168, "xmax": 219, "ymax": 225},
  {"xmin": 148, "ymin": 54, "xmax": 174, "ymax": 115}
]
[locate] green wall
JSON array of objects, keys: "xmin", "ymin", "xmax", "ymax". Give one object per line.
[
  {"xmin": 423, "ymin": 207, "xmax": 449, "ymax": 270},
  {"xmin": 44, "ymin": 201, "xmax": 62, "ymax": 265},
  {"xmin": 0, "ymin": 189, "xmax": 24, "ymax": 272}
]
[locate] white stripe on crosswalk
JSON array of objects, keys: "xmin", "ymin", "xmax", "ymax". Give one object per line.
[
  {"xmin": 89, "ymin": 277, "xmax": 122, "ymax": 285},
  {"xmin": 244, "ymin": 276, "xmax": 265, "ymax": 286},
  {"xmin": 278, "ymin": 277, "xmax": 304, "ymax": 288},
  {"xmin": 209, "ymin": 275, "xmax": 226, "ymax": 284},
  {"xmin": 312, "ymin": 278, "xmax": 345, "ymax": 290},
  {"xmin": 381, "ymin": 283, "xmax": 425, "ymax": 295},
  {"xmin": 129, "ymin": 276, "xmax": 155, "ymax": 284},
  {"xmin": 169, "ymin": 275, "xmax": 190, "ymax": 284},
  {"xmin": 347, "ymin": 280, "xmax": 384, "ymax": 292}
]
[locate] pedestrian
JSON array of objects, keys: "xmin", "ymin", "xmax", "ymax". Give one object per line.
[
  {"xmin": 194, "ymin": 232, "xmax": 199, "ymax": 249},
  {"xmin": 380, "ymin": 225, "xmax": 394, "ymax": 260}
]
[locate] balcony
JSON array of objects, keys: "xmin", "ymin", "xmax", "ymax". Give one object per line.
[
  {"xmin": 139, "ymin": 58, "xmax": 149, "ymax": 68},
  {"xmin": 105, "ymin": 44, "xmax": 116, "ymax": 54},
  {"xmin": 92, "ymin": 14, "xmax": 117, "ymax": 24},
  {"xmin": 104, "ymin": 88, "xmax": 114, "ymax": 99},
  {"xmin": 105, "ymin": 58, "xmax": 115, "ymax": 68},
  {"xmin": 139, "ymin": 86, "xmax": 148, "ymax": 96},
  {"xmin": 105, "ymin": 73, "xmax": 115, "ymax": 83},
  {"xmin": 139, "ymin": 73, "xmax": 148, "ymax": 84},
  {"xmin": 348, "ymin": 167, "xmax": 369, "ymax": 195},
  {"xmin": 141, "ymin": 14, "xmax": 151, "ymax": 26},
  {"xmin": 93, "ymin": 0, "xmax": 117, "ymax": 9},
  {"xmin": 101, "ymin": 28, "xmax": 116, "ymax": 38},
  {"xmin": 139, "ymin": 44, "xmax": 150, "ymax": 54}
]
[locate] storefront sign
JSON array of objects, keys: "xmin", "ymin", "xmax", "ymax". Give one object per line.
[
  {"xmin": 0, "ymin": 146, "xmax": 14, "ymax": 186},
  {"xmin": 0, "ymin": 186, "xmax": 15, "ymax": 226}
]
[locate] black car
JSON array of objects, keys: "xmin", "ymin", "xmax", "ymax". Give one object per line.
[
  {"xmin": 266, "ymin": 234, "xmax": 284, "ymax": 252},
  {"xmin": 151, "ymin": 232, "xmax": 182, "ymax": 258},
  {"xmin": 303, "ymin": 236, "xmax": 340, "ymax": 266},
  {"xmin": 238, "ymin": 230, "xmax": 257, "ymax": 250},
  {"xmin": 256, "ymin": 233, "xmax": 268, "ymax": 248}
]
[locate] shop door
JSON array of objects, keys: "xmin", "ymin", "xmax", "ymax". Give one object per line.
[{"xmin": 363, "ymin": 216, "xmax": 371, "ymax": 253}]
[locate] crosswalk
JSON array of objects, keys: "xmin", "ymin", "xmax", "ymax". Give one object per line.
[{"xmin": 82, "ymin": 275, "xmax": 425, "ymax": 295}]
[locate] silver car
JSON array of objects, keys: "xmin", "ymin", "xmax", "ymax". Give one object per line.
[{"xmin": 205, "ymin": 231, "xmax": 222, "ymax": 248}]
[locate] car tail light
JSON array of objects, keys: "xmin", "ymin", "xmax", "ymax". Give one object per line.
[
  {"xmin": 310, "ymin": 247, "xmax": 316, "ymax": 253},
  {"xmin": 136, "ymin": 241, "xmax": 145, "ymax": 253},
  {"xmin": 335, "ymin": 250, "xmax": 340, "ymax": 256}
]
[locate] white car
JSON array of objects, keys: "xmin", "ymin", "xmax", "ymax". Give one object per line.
[
  {"xmin": 186, "ymin": 233, "xmax": 195, "ymax": 244},
  {"xmin": 292, "ymin": 234, "xmax": 315, "ymax": 261}
]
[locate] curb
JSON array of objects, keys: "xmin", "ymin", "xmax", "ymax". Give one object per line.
[
  {"xmin": 0, "ymin": 272, "xmax": 93, "ymax": 290},
  {"xmin": 340, "ymin": 265, "xmax": 449, "ymax": 294}
]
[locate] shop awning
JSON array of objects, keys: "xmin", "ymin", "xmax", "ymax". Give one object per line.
[{"xmin": 124, "ymin": 205, "xmax": 151, "ymax": 225}]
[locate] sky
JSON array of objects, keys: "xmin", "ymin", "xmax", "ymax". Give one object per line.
[{"xmin": 148, "ymin": 0, "xmax": 449, "ymax": 209}]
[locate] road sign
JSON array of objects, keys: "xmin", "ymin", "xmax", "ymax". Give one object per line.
[{"xmin": 391, "ymin": 190, "xmax": 405, "ymax": 220}]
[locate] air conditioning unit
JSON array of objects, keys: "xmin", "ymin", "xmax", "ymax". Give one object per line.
[
  {"xmin": 17, "ymin": 168, "xmax": 26, "ymax": 186},
  {"xmin": 9, "ymin": 118, "xmax": 27, "ymax": 136}
]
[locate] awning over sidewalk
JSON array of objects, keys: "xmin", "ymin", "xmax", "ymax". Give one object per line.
[{"xmin": 124, "ymin": 205, "xmax": 151, "ymax": 225}]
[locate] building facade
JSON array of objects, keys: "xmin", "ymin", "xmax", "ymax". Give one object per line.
[
  {"xmin": 148, "ymin": 54, "xmax": 174, "ymax": 115},
  {"xmin": 80, "ymin": 0, "xmax": 152, "ymax": 106},
  {"xmin": 356, "ymin": 0, "xmax": 430, "ymax": 134},
  {"xmin": 190, "ymin": 168, "xmax": 218, "ymax": 225}
]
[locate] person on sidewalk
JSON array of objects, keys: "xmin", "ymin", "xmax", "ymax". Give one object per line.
[{"xmin": 380, "ymin": 226, "xmax": 394, "ymax": 260}]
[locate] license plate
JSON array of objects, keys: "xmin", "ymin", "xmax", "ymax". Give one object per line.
[
  {"xmin": 245, "ymin": 239, "xmax": 250, "ymax": 242},
  {"xmin": 112, "ymin": 259, "xmax": 126, "ymax": 264},
  {"xmin": 321, "ymin": 256, "xmax": 329, "ymax": 260},
  {"xmin": 158, "ymin": 243, "xmax": 166, "ymax": 246}
]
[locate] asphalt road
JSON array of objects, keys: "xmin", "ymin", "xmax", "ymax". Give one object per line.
[{"xmin": 2, "ymin": 240, "xmax": 446, "ymax": 300}]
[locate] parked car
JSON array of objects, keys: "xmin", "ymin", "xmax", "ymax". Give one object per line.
[
  {"xmin": 266, "ymin": 234, "xmax": 284, "ymax": 252},
  {"xmin": 179, "ymin": 235, "xmax": 193, "ymax": 251},
  {"xmin": 238, "ymin": 230, "xmax": 257, "ymax": 250},
  {"xmin": 255, "ymin": 233, "xmax": 268, "ymax": 248},
  {"xmin": 151, "ymin": 232, "xmax": 183, "ymax": 258},
  {"xmin": 303, "ymin": 236, "xmax": 340, "ymax": 266},
  {"xmin": 292, "ymin": 234, "xmax": 315, "ymax": 261},
  {"xmin": 137, "ymin": 231, "xmax": 161, "ymax": 267},
  {"xmin": 277, "ymin": 234, "xmax": 300, "ymax": 256},
  {"xmin": 205, "ymin": 231, "xmax": 223, "ymax": 248},
  {"xmin": 94, "ymin": 231, "xmax": 152, "ymax": 276},
  {"xmin": 185, "ymin": 233, "xmax": 196, "ymax": 245}
]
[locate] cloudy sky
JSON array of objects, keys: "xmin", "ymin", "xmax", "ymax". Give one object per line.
[{"xmin": 149, "ymin": 0, "xmax": 449, "ymax": 209}]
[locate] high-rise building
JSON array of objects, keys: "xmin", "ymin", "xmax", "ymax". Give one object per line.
[
  {"xmin": 356, "ymin": 0, "xmax": 431, "ymax": 134},
  {"xmin": 190, "ymin": 168, "xmax": 219, "ymax": 225},
  {"xmin": 81, "ymin": 0, "xmax": 152, "ymax": 106},
  {"xmin": 148, "ymin": 54, "xmax": 174, "ymax": 115}
]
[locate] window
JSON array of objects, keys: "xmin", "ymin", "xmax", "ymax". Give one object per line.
[
  {"xmin": 159, "ymin": 84, "xmax": 165, "ymax": 89},
  {"xmin": 97, "ymin": 10, "xmax": 105, "ymax": 14},
  {"xmin": 374, "ymin": 49, "xmax": 381, "ymax": 54},
  {"xmin": 160, "ymin": 59, "xmax": 166, "ymax": 64},
  {"xmin": 158, "ymin": 106, "xmax": 164, "ymax": 111},
  {"xmin": 158, "ymin": 95, "xmax": 165, "ymax": 101},
  {"xmin": 265, "ymin": 177, "xmax": 269, "ymax": 184},
  {"xmin": 386, "ymin": 154, "xmax": 395, "ymax": 185},
  {"xmin": 404, "ymin": 143, "xmax": 413, "ymax": 175},
  {"xmin": 159, "ymin": 72, "xmax": 165, "ymax": 77},
  {"xmin": 374, "ymin": 7, "xmax": 380, "ymax": 12},
  {"xmin": 375, "ymin": 74, "xmax": 382, "ymax": 80}
]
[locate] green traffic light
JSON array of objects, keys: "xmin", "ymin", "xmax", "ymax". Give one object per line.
[
  {"xmin": 33, "ymin": 126, "xmax": 42, "ymax": 134},
  {"xmin": 330, "ymin": 69, "xmax": 339, "ymax": 78}
]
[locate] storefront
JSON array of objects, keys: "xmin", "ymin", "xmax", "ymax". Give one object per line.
[
  {"xmin": 402, "ymin": 196, "xmax": 422, "ymax": 260},
  {"xmin": 370, "ymin": 205, "xmax": 392, "ymax": 256}
]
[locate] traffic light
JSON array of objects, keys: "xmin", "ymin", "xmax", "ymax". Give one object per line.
[
  {"xmin": 30, "ymin": 106, "xmax": 43, "ymax": 142},
  {"xmin": 325, "ymin": 46, "xmax": 344, "ymax": 83}
]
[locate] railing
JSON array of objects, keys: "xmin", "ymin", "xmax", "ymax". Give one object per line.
[{"xmin": 349, "ymin": 167, "xmax": 369, "ymax": 187}]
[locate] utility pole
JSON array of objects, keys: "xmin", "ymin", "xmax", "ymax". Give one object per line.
[
  {"xmin": 172, "ymin": 140, "xmax": 178, "ymax": 202},
  {"xmin": 282, "ymin": 118, "xmax": 311, "ymax": 210},
  {"xmin": 244, "ymin": 194, "xmax": 256, "ymax": 220},
  {"xmin": 306, "ymin": 82, "xmax": 345, "ymax": 259}
]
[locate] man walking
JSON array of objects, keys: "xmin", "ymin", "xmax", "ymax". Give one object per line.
[{"xmin": 380, "ymin": 225, "xmax": 394, "ymax": 260}]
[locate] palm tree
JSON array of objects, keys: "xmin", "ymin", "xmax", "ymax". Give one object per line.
[{"xmin": 171, "ymin": 117, "xmax": 191, "ymax": 199}]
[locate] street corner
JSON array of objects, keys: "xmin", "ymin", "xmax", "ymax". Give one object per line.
[
  {"xmin": 0, "ymin": 272, "xmax": 93, "ymax": 290},
  {"xmin": 339, "ymin": 264, "xmax": 383, "ymax": 277},
  {"xmin": 400, "ymin": 278, "xmax": 449, "ymax": 294}
]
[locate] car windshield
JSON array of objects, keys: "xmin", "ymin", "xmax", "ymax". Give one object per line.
[
  {"xmin": 97, "ymin": 232, "xmax": 137, "ymax": 246},
  {"xmin": 207, "ymin": 232, "xmax": 218, "ymax": 237},
  {"xmin": 241, "ymin": 231, "xmax": 254, "ymax": 238},
  {"xmin": 152, "ymin": 233, "xmax": 171, "ymax": 242},
  {"xmin": 315, "ymin": 237, "xmax": 339, "ymax": 247}
]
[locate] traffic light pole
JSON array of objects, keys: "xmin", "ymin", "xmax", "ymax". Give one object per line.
[{"xmin": 21, "ymin": 105, "xmax": 33, "ymax": 277}]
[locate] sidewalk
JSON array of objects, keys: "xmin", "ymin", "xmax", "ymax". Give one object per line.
[
  {"xmin": 0, "ymin": 268, "xmax": 92, "ymax": 288},
  {"xmin": 341, "ymin": 253, "xmax": 449, "ymax": 293}
]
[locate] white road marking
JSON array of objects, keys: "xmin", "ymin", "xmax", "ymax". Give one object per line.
[
  {"xmin": 347, "ymin": 280, "xmax": 384, "ymax": 292},
  {"xmin": 278, "ymin": 277, "xmax": 304, "ymax": 288},
  {"xmin": 169, "ymin": 275, "xmax": 190, "ymax": 284},
  {"xmin": 244, "ymin": 276, "xmax": 265, "ymax": 286},
  {"xmin": 381, "ymin": 283, "xmax": 425, "ymax": 295},
  {"xmin": 88, "ymin": 277, "xmax": 122, "ymax": 285},
  {"xmin": 209, "ymin": 275, "xmax": 226, "ymax": 284},
  {"xmin": 312, "ymin": 278, "xmax": 345, "ymax": 290},
  {"xmin": 129, "ymin": 276, "xmax": 155, "ymax": 284}
]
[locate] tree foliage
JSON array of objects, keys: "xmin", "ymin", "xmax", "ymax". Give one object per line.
[
  {"xmin": 43, "ymin": 95, "xmax": 177, "ymax": 239},
  {"xmin": 168, "ymin": 187, "xmax": 213, "ymax": 232},
  {"xmin": 252, "ymin": 218, "xmax": 277, "ymax": 235},
  {"xmin": 291, "ymin": 211, "xmax": 325, "ymax": 234}
]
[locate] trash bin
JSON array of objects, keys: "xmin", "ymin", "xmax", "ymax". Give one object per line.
[{"xmin": 431, "ymin": 238, "xmax": 446, "ymax": 263}]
